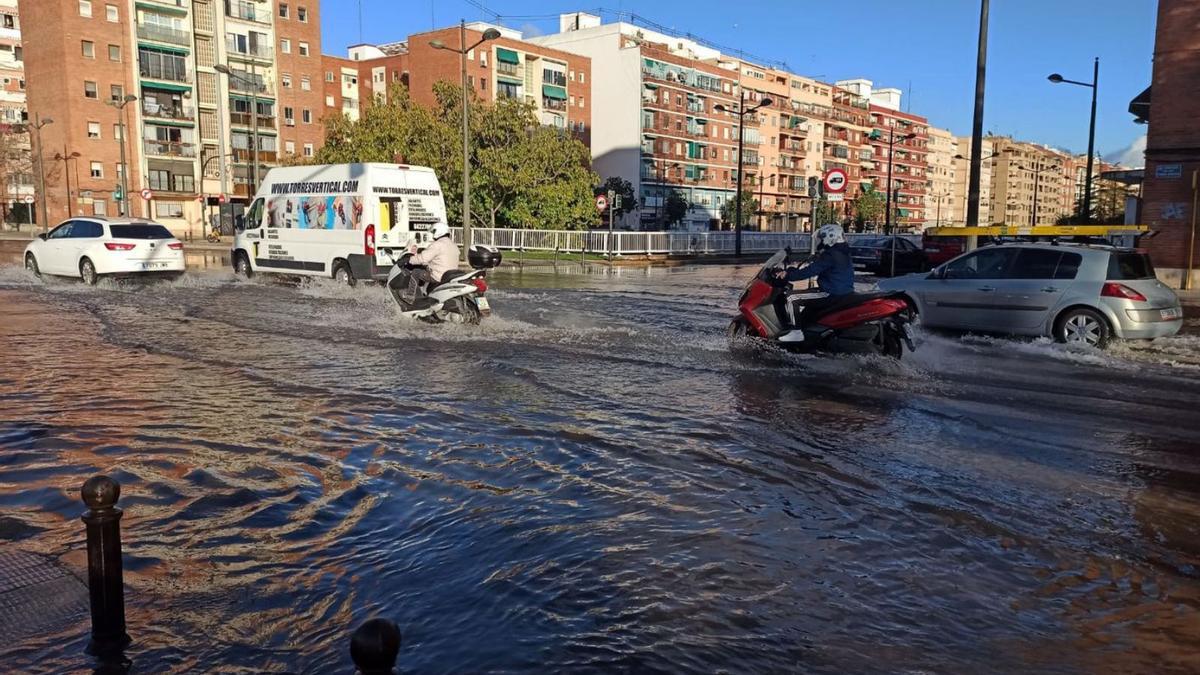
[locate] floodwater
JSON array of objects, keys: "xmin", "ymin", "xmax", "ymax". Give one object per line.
[{"xmin": 1, "ymin": 261, "xmax": 1199, "ymax": 674}]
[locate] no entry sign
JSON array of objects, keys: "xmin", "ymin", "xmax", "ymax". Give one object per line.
[
  {"xmin": 823, "ymin": 168, "xmax": 848, "ymax": 194},
  {"xmin": 595, "ymin": 194, "xmax": 608, "ymax": 212}
]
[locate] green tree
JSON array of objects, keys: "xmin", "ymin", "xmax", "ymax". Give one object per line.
[
  {"xmin": 720, "ymin": 190, "xmax": 758, "ymax": 230},
  {"xmin": 664, "ymin": 189, "xmax": 690, "ymax": 227},
  {"xmin": 599, "ymin": 176, "xmax": 636, "ymax": 219},
  {"xmin": 812, "ymin": 200, "xmax": 842, "ymax": 228},
  {"xmin": 851, "ymin": 187, "xmax": 885, "ymax": 229}
]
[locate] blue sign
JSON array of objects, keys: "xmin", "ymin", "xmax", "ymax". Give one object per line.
[{"xmin": 1156, "ymin": 163, "xmax": 1182, "ymax": 179}]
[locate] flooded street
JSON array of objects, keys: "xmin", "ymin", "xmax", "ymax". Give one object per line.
[{"xmin": 2, "ymin": 262, "xmax": 1200, "ymax": 674}]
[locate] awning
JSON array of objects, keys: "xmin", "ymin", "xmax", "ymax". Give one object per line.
[
  {"xmin": 141, "ymin": 80, "xmax": 191, "ymax": 92},
  {"xmin": 139, "ymin": 42, "xmax": 189, "ymax": 56},
  {"xmin": 643, "ymin": 82, "xmax": 658, "ymax": 89},
  {"xmin": 542, "ymin": 84, "xmax": 567, "ymax": 100},
  {"xmin": 496, "ymin": 47, "xmax": 520, "ymax": 64}
]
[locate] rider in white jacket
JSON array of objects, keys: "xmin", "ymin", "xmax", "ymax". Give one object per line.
[{"xmin": 406, "ymin": 222, "xmax": 460, "ymax": 305}]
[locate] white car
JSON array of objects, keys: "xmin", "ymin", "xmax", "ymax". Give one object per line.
[{"xmin": 24, "ymin": 217, "xmax": 186, "ymax": 284}]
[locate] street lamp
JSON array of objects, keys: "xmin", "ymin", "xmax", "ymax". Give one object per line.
[
  {"xmin": 30, "ymin": 115, "xmax": 52, "ymax": 231},
  {"xmin": 1014, "ymin": 162, "xmax": 1059, "ymax": 226},
  {"xmin": 431, "ymin": 22, "xmax": 502, "ymax": 261},
  {"xmin": 756, "ymin": 173, "xmax": 776, "ymax": 231},
  {"xmin": 215, "ymin": 63, "xmax": 261, "ymax": 197},
  {"xmin": 106, "ymin": 94, "xmax": 137, "ymax": 216},
  {"xmin": 52, "ymin": 150, "xmax": 81, "ymax": 218},
  {"xmin": 868, "ymin": 128, "xmax": 917, "ymax": 277},
  {"xmin": 714, "ymin": 93, "xmax": 772, "ymax": 256},
  {"xmin": 654, "ymin": 160, "xmax": 680, "ymax": 228},
  {"xmin": 1048, "ymin": 58, "xmax": 1099, "ymax": 223}
]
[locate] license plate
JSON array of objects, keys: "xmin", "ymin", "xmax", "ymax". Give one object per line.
[
  {"xmin": 925, "ymin": 247, "xmax": 940, "ymax": 253},
  {"xmin": 1161, "ymin": 307, "xmax": 1182, "ymax": 320},
  {"xmin": 140, "ymin": 262, "xmax": 168, "ymax": 270},
  {"xmin": 476, "ymin": 296, "xmax": 491, "ymax": 312}
]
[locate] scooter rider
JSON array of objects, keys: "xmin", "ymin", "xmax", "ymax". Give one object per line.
[
  {"xmin": 773, "ymin": 223, "xmax": 854, "ymax": 328},
  {"xmin": 406, "ymin": 222, "xmax": 460, "ymax": 307}
]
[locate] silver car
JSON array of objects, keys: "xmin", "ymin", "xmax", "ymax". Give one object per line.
[{"xmin": 876, "ymin": 243, "xmax": 1183, "ymax": 347}]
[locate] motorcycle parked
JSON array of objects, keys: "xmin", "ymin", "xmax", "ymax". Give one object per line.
[
  {"xmin": 729, "ymin": 249, "xmax": 916, "ymax": 358},
  {"xmin": 386, "ymin": 245, "xmax": 502, "ymax": 325}
]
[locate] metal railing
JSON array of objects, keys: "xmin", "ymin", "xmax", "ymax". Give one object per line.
[
  {"xmin": 136, "ymin": 23, "xmax": 191, "ymax": 46},
  {"xmin": 224, "ymin": 0, "xmax": 270, "ymax": 23},
  {"xmin": 449, "ymin": 228, "xmax": 921, "ymax": 256},
  {"xmin": 225, "ymin": 38, "xmax": 273, "ymax": 60},
  {"xmin": 229, "ymin": 111, "xmax": 276, "ymax": 127},
  {"xmin": 143, "ymin": 139, "xmax": 196, "ymax": 157},
  {"xmin": 139, "ymin": 61, "xmax": 191, "ymax": 83},
  {"xmin": 142, "ymin": 102, "xmax": 195, "ymax": 121}
]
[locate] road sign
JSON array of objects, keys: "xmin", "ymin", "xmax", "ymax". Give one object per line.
[
  {"xmin": 823, "ymin": 168, "xmax": 848, "ymax": 194},
  {"xmin": 218, "ymin": 193, "xmax": 227, "ymax": 205},
  {"xmin": 595, "ymin": 194, "xmax": 608, "ymax": 212},
  {"xmin": 21, "ymin": 195, "xmax": 34, "ymax": 204},
  {"xmin": 826, "ymin": 193, "xmax": 845, "ymax": 202},
  {"xmin": 140, "ymin": 188, "xmax": 153, "ymax": 201}
]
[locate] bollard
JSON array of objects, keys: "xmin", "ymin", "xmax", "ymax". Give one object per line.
[
  {"xmin": 350, "ymin": 618, "xmax": 401, "ymax": 675},
  {"xmin": 80, "ymin": 475, "xmax": 131, "ymax": 657}
]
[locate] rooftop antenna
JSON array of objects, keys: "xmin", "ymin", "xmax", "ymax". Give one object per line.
[
  {"xmin": 907, "ymin": 79, "xmax": 912, "ymax": 113},
  {"xmin": 358, "ymin": 0, "xmax": 364, "ymax": 42}
]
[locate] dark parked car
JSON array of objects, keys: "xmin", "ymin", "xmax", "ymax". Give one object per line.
[{"xmin": 851, "ymin": 236, "xmax": 928, "ymax": 276}]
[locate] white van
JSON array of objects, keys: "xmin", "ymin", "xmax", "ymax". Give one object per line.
[{"xmin": 231, "ymin": 163, "xmax": 449, "ymax": 283}]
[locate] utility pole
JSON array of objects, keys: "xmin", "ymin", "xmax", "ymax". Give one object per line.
[{"xmin": 965, "ymin": 0, "xmax": 990, "ymax": 245}]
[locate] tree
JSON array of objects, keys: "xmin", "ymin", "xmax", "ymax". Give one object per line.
[
  {"xmin": 851, "ymin": 188, "xmax": 885, "ymax": 229},
  {"xmin": 599, "ymin": 176, "xmax": 636, "ymax": 219},
  {"xmin": 664, "ymin": 189, "xmax": 690, "ymax": 227},
  {"xmin": 315, "ymin": 82, "xmax": 599, "ymax": 229},
  {"xmin": 0, "ymin": 122, "xmax": 35, "ymax": 225},
  {"xmin": 812, "ymin": 200, "xmax": 842, "ymax": 228},
  {"xmin": 720, "ymin": 190, "xmax": 758, "ymax": 230}
]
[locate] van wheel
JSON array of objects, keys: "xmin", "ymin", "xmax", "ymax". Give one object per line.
[
  {"xmin": 234, "ymin": 252, "xmax": 253, "ymax": 278},
  {"xmin": 333, "ymin": 260, "xmax": 356, "ymax": 287},
  {"xmin": 24, "ymin": 253, "xmax": 40, "ymax": 278},
  {"xmin": 1055, "ymin": 307, "xmax": 1110, "ymax": 349},
  {"xmin": 80, "ymin": 258, "xmax": 98, "ymax": 285}
]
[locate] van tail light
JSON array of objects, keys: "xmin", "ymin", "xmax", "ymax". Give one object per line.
[
  {"xmin": 168, "ymin": 242, "xmax": 183, "ymax": 250},
  {"xmin": 471, "ymin": 277, "xmax": 488, "ymax": 294},
  {"xmin": 1101, "ymin": 282, "xmax": 1147, "ymax": 302},
  {"xmin": 364, "ymin": 224, "xmax": 376, "ymax": 257},
  {"xmin": 105, "ymin": 242, "xmax": 135, "ymax": 251}
]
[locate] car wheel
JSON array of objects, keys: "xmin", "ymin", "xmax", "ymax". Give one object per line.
[
  {"xmin": 24, "ymin": 253, "xmax": 40, "ymax": 277},
  {"xmin": 80, "ymin": 258, "xmax": 98, "ymax": 286},
  {"xmin": 234, "ymin": 252, "xmax": 253, "ymax": 278},
  {"xmin": 333, "ymin": 260, "xmax": 356, "ymax": 287},
  {"xmin": 1055, "ymin": 308, "xmax": 1110, "ymax": 349}
]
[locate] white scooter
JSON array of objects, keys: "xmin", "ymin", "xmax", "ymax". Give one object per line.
[{"xmin": 385, "ymin": 244, "xmax": 502, "ymax": 325}]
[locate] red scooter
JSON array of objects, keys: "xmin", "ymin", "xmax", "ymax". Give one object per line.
[{"xmin": 729, "ymin": 250, "xmax": 917, "ymax": 359}]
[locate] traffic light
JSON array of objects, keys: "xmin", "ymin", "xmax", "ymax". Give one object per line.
[{"xmin": 114, "ymin": 184, "xmax": 123, "ymax": 201}]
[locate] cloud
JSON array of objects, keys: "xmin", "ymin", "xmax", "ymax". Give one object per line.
[
  {"xmin": 519, "ymin": 22, "xmax": 544, "ymax": 38},
  {"xmin": 1105, "ymin": 134, "xmax": 1147, "ymax": 168}
]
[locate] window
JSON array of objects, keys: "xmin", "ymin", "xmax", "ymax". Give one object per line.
[
  {"xmin": 106, "ymin": 4, "xmax": 118, "ymax": 21},
  {"xmin": 79, "ymin": 0, "xmax": 92, "ymax": 17},
  {"xmin": 284, "ymin": 140, "xmax": 295, "ymax": 154},
  {"xmin": 570, "ymin": 95, "xmax": 575, "ymax": 106},
  {"xmin": 92, "ymin": 200, "xmax": 107, "ymax": 216},
  {"xmin": 297, "ymin": 6, "xmax": 307, "ymax": 22},
  {"xmin": 303, "ymin": 143, "xmax": 313, "ymax": 157},
  {"xmin": 1107, "ymin": 252, "xmax": 1155, "ymax": 280},
  {"xmin": 325, "ymin": 95, "xmax": 334, "ymax": 107},
  {"xmin": 82, "ymin": 41, "xmax": 95, "ymax": 58},
  {"xmin": 302, "ymin": 109, "xmax": 311, "ymax": 124},
  {"xmin": 579, "ymin": 96, "xmax": 584, "ymax": 108},
  {"xmin": 570, "ymin": 70, "xmax": 575, "ymax": 81},
  {"xmin": 325, "ymin": 70, "xmax": 334, "ymax": 82},
  {"xmin": 480, "ymin": 51, "xmax": 487, "ymax": 67},
  {"xmin": 1006, "ymin": 249, "xmax": 1062, "ymax": 280},
  {"xmin": 300, "ymin": 76, "xmax": 310, "ymax": 91},
  {"xmin": 84, "ymin": 81, "xmax": 98, "ymax": 98},
  {"xmin": 298, "ymin": 42, "xmax": 309, "ymax": 56},
  {"xmin": 280, "ymin": 38, "xmax": 291, "ymax": 54},
  {"xmin": 155, "ymin": 201, "xmax": 183, "ymax": 218},
  {"xmin": 1054, "ymin": 253, "xmax": 1083, "ymax": 280},
  {"xmin": 110, "ymin": 84, "xmax": 124, "ymax": 101},
  {"xmin": 108, "ymin": 44, "xmax": 120, "ymax": 61},
  {"xmin": 944, "ymin": 248, "xmax": 1017, "ymax": 280},
  {"xmin": 113, "ymin": 123, "xmax": 122, "ymax": 139},
  {"xmin": 283, "ymin": 106, "xmax": 294, "ymax": 124},
  {"xmin": 87, "ymin": 121, "xmax": 101, "ymax": 138},
  {"xmin": 580, "ymin": 72, "xmax": 585, "ymax": 84},
  {"xmin": 90, "ymin": 161, "xmax": 103, "ymax": 178},
  {"xmin": 278, "ymin": 3, "xmax": 288, "ymax": 18},
  {"xmin": 281, "ymin": 73, "xmax": 292, "ymax": 88}
]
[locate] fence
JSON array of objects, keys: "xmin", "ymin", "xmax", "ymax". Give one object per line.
[{"xmin": 453, "ymin": 228, "xmax": 920, "ymax": 257}]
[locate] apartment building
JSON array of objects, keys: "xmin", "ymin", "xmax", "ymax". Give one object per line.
[
  {"xmin": 20, "ymin": 0, "xmax": 324, "ymax": 233},
  {"xmin": 952, "ymin": 135, "xmax": 994, "ymax": 226},
  {"xmin": 0, "ymin": 0, "xmax": 33, "ymax": 222},
  {"xmin": 988, "ymin": 136, "xmax": 1073, "ymax": 226},
  {"xmin": 925, "ymin": 126, "xmax": 957, "ymax": 227},
  {"xmin": 322, "ymin": 54, "xmax": 363, "ymax": 122}
]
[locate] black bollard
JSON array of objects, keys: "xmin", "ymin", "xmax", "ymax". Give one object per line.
[
  {"xmin": 350, "ymin": 618, "xmax": 401, "ymax": 675},
  {"xmin": 80, "ymin": 475, "xmax": 131, "ymax": 657}
]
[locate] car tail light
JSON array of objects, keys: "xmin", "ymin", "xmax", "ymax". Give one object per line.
[
  {"xmin": 1101, "ymin": 282, "xmax": 1147, "ymax": 302},
  {"xmin": 168, "ymin": 242, "xmax": 183, "ymax": 250},
  {"xmin": 105, "ymin": 242, "xmax": 135, "ymax": 251},
  {"xmin": 471, "ymin": 277, "xmax": 488, "ymax": 294},
  {"xmin": 364, "ymin": 224, "xmax": 375, "ymax": 257}
]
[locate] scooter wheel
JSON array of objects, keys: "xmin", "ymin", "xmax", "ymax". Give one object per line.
[{"xmin": 443, "ymin": 296, "xmax": 482, "ymax": 325}]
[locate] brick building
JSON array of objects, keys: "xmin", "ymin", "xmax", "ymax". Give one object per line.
[{"xmin": 1132, "ymin": 0, "xmax": 1199, "ymax": 288}]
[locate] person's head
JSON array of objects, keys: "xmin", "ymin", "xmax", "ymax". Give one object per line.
[
  {"xmin": 815, "ymin": 223, "xmax": 845, "ymax": 251},
  {"xmin": 430, "ymin": 222, "xmax": 451, "ymax": 240}
]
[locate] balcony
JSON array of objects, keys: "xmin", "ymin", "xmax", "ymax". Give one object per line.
[
  {"xmin": 497, "ymin": 62, "xmax": 520, "ymax": 78},
  {"xmin": 233, "ymin": 148, "xmax": 278, "ymax": 163},
  {"xmin": 142, "ymin": 101, "xmax": 195, "ymax": 121},
  {"xmin": 228, "ymin": 77, "xmax": 270, "ymax": 94},
  {"xmin": 541, "ymin": 72, "xmax": 567, "ymax": 87},
  {"xmin": 226, "ymin": 38, "xmax": 272, "ymax": 60},
  {"xmin": 144, "ymin": 139, "xmax": 196, "ymax": 158},
  {"xmin": 147, "ymin": 173, "xmax": 196, "ymax": 193},
  {"xmin": 139, "ymin": 62, "xmax": 191, "ymax": 83},
  {"xmin": 780, "ymin": 140, "xmax": 804, "ymax": 155},
  {"xmin": 137, "ymin": 23, "xmax": 191, "ymax": 46},
  {"xmin": 542, "ymin": 97, "xmax": 566, "ymax": 112},
  {"xmin": 224, "ymin": 0, "xmax": 270, "ymax": 23},
  {"xmin": 229, "ymin": 111, "xmax": 275, "ymax": 127}
]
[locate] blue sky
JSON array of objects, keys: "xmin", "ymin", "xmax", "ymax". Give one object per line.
[{"xmin": 322, "ymin": 0, "xmax": 1156, "ymax": 163}]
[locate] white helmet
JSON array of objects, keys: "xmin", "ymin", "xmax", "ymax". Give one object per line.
[
  {"xmin": 430, "ymin": 222, "xmax": 451, "ymax": 240},
  {"xmin": 815, "ymin": 223, "xmax": 846, "ymax": 250}
]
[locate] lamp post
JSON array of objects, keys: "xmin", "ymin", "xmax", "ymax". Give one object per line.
[
  {"xmin": 30, "ymin": 115, "xmax": 53, "ymax": 231},
  {"xmin": 215, "ymin": 63, "xmax": 263, "ymax": 197},
  {"xmin": 714, "ymin": 92, "xmax": 772, "ymax": 256},
  {"xmin": 654, "ymin": 160, "xmax": 680, "ymax": 229},
  {"xmin": 431, "ymin": 22, "xmax": 501, "ymax": 262},
  {"xmin": 872, "ymin": 128, "xmax": 917, "ymax": 235},
  {"xmin": 106, "ymin": 95, "xmax": 137, "ymax": 216},
  {"xmin": 1015, "ymin": 162, "xmax": 1059, "ymax": 226},
  {"xmin": 1048, "ymin": 58, "xmax": 1098, "ymax": 223},
  {"xmin": 53, "ymin": 150, "xmax": 81, "ymax": 217},
  {"xmin": 756, "ymin": 172, "xmax": 776, "ymax": 231},
  {"xmin": 965, "ymin": 0, "xmax": 990, "ymax": 231}
]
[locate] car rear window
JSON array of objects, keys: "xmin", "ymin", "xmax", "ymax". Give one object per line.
[
  {"xmin": 1107, "ymin": 252, "xmax": 1155, "ymax": 280},
  {"xmin": 109, "ymin": 224, "xmax": 173, "ymax": 239}
]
